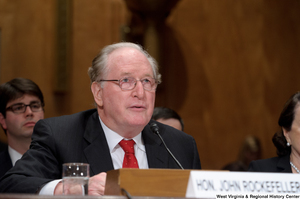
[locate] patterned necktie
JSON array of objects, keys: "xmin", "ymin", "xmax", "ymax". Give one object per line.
[{"xmin": 119, "ymin": 139, "xmax": 139, "ymax": 168}]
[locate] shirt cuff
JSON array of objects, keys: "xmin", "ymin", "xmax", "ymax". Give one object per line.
[{"xmin": 39, "ymin": 179, "xmax": 62, "ymax": 195}]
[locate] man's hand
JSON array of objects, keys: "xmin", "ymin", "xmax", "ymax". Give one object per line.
[
  {"xmin": 54, "ymin": 172, "xmax": 107, "ymax": 195},
  {"xmin": 54, "ymin": 181, "xmax": 63, "ymax": 195},
  {"xmin": 88, "ymin": 172, "xmax": 107, "ymax": 196}
]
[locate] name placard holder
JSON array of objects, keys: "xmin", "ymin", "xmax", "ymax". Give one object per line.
[{"xmin": 186, "ymin": 171, "xmax": 300, "ymax": 198}]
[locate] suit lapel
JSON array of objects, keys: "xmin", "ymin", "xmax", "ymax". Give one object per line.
[
  {"xmin": 143, "ymin": 123, "xmax": 169, "ymax": 168},
  {"xmin": 83, "ymin": 112, "xmax": 114, "ymax": 175}
]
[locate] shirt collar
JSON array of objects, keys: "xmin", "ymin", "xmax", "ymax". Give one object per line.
[
  {"xmin": 99, "ymin": 116, "xmax": 145, "ymax": 153},
  {"xmin": 8, "ymin": 146, "xmax": 22, "ymax": 166}
]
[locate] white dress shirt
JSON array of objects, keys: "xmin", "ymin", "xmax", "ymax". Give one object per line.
[
  {"xmin": 100, "ymin": 117, "xmax": 148, "ymax": 169},
  {"xmin": 39, "ymin": 116, "xmax": 148, "ymax": 195},
  {"xmin": 8, "ymin": 146, "xmax": 22, "ymax": 166}
]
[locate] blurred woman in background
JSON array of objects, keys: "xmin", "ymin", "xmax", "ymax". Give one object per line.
[{"xmin": 249, "ymin": 91, "xmax": 300, "ymax": 173}]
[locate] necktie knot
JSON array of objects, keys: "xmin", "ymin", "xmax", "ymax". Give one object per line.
[
  {"xmin": 119, "ymin": 139, "xmax": 135, "ymax": 154},
  {"xmin": 119, "ymin": 139, "xmax": 139, "ymax": 168}
]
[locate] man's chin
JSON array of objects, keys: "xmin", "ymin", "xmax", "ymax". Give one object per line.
[
  {"xmin": 125, "ymin": 120, "xmax": 148, "ymax": 131},
  {"xmin": 130, "ymin": 116, "xmax": 150, "ymax": 125},
  {"xmin": 22, "ymin": 128, "xmax": 34, "ymax": 136}
]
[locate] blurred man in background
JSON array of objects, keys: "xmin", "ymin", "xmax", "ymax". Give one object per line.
[
  {"xmin": 0, "ymin": 78, "xmax": 44, "ymax": 178},
  {"xmin": 152, "ymin": 107, "xmax": 184, "ymax": 131}
]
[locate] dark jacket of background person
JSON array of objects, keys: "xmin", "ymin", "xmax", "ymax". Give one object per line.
[
  {"xmin": 0, "ymin": 141, "xmax": 7, "ymax": 152},
  {"xmin": 0, "ymin": 109, "xmax": 201, "ymax": 193},
  {"xmin": 249, "ymin": 92, "xmax": 300, "ymax": 173},
  {"xmin": 248, "ymin": 154, "xmax": 291, "ymax": 172},
  {"xmin": 0, "ymin": 148, "xmax": 12, "ymax": 178}
]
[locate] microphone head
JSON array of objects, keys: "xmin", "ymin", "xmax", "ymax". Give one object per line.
[{"xmin": 150, "ymin": 123, "xmax": 159, "ymax": 134}]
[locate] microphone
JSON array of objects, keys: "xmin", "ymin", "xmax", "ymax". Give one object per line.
[{"xmin": 150, "ymin": 123, "xmax": 184, "ymax": 170}]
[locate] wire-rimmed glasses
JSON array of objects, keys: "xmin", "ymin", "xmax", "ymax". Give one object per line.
[{"xmin": 99, "ymin": 77, "xmax": 160, "ymax": 91}]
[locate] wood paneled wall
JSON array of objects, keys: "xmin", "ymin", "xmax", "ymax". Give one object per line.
[{"xmin": 0, "ymin": 0, "xmax": 300, "ymax": 170}]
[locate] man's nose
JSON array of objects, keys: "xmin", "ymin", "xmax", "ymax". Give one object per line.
[
  {"xmin": 133, "ymin": 80, "xmax": 145, "ymax": 97},
  {"xmin": 24, "ymin": 105, "xmax": 34, "ymax": 115}
]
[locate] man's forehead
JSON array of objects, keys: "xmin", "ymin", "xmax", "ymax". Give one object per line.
[
  {"xmin": 7, "ymin": 94, "xmax": 40, "ymax": 106},
  {"xmin": 108, "ymin": 49, "xmax": 150, "ymax": 67},
  {"xmin": 109, "ymin": 47, "xmax": 147, "ymax": 62}
]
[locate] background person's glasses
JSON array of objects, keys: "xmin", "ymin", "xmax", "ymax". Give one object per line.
[
  {"xmin": 6, "ymin": 102, "xmax": 43, "ymax": 114},
  {"xmin": 99, "ymin": 77, "xmax": 160, "ymax": 91}
]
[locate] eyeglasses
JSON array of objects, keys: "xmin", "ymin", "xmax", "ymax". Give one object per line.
[
  {"xmin": 6, "ymin": 102, "xmax": 43, "ymax": 114},
  {"xmin": 99, "ymin": 77, "xmax": 160, "ymax": 91}
]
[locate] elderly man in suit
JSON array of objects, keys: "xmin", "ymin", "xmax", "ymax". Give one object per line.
[{"xmin": 0, "ymin": 42, "xmax": 201, "ymax": 195}]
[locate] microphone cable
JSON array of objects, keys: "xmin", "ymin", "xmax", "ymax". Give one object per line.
[
  {"xmin": 150, "ymin": 123, "xmax": 184, "ymax": 170},
  {"xmin": 121, "ymin": 188, "xmax": 133, "ymax": 199}
]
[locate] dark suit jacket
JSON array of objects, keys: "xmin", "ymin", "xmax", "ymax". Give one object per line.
[
  {"xmin": 248, "ymin": 154, "xmax": 292, "ymax": 173},
  {"xmin": 0, "ymin": 148, "xmax": 13, "ymax": 179},
  {"xmin": 0, "ymin": 109, "xmax": 201, "ymax": 193},
  {"xmin": 0, "ymin": 141, "xmax": 7, "ymax": 153}
]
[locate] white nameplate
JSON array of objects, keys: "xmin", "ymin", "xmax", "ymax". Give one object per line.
[{"xmin": 186, "ymin": 171, "xmax": 300, "ymax": 198}]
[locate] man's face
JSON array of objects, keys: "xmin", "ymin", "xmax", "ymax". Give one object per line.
[
  {"xmin": 0, "ymin": 94, "xmax": 44, "ymax": 139},
  {"xmin": 94, "ymin": 47, "xmax": 156, "ymax": 138}
]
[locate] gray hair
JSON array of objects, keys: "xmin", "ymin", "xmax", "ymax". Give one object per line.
[{"xmin": 88, "ymin": 42, "xmax": 162, "ymax": 85}]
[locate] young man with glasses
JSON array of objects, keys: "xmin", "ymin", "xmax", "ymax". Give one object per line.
[
  {"xmin": 0, "ymin": 42, "xmax": 201, "ymax": 195},
  {"xmin": 0, "ymin": 78, "xmax": 44, "ymax": 179}
]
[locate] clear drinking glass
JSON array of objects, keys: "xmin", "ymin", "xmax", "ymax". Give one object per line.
[{"xmin": 62, "ymin": 163, "xmax": 90, "ymax": 195}]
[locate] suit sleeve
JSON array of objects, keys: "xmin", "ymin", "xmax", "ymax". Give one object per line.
[
  {"xmin": 191, "ymin": 137, "xmax": 201, "ymax": 169},
  {"xmin": 0, "ymin": 119, "xmax": 62, "ymax": 193}
]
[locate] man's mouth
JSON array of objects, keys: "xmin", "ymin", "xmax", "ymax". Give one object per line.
[
  {"xmin": 24, "ymin": 121, "xmax": 36, "ymax": 127},
  {"xmin": 130, "ymin": 105, "xmax": 146, "ymax": 110}
]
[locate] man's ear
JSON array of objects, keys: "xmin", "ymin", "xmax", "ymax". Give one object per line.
[
  {"xmin": 282, "ymin": 127, "xmax": 291, "ymax": 144},
  {"xmin": 0, "ymin": 113, "xmax": 7, "ymax": 130},
  {"xmin": 91, "ymin": 82, "xmax": 103, "ymax": 107}
]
